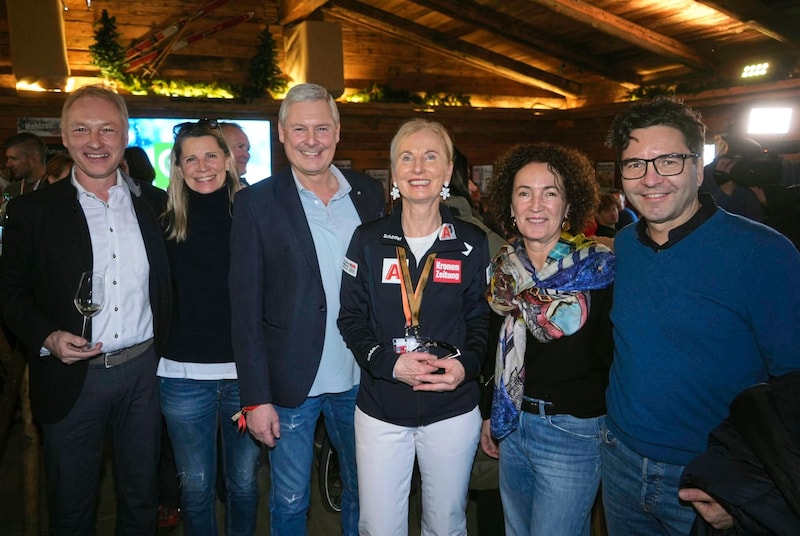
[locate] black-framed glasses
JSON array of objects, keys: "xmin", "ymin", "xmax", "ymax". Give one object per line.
[
  {"xmin": 172, "ymin": 118, "xmax": 220, "ymax": 138},
  {"xmin": 412, "ymin": 340, "xmax": 461, "ymax": 360},
  {"xmin": 619, "ymin": 153, "xmax": 699, "ymax": 180}
]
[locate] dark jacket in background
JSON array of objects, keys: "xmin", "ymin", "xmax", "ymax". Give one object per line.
[{"xmin": 680, "ymin": 371, "xmax": 800, "ymax": 535}]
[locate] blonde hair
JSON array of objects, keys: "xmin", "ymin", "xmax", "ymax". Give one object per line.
[
  {"xmin": 61, "ymin": 85, "xmax": 128, "ymax": 132},
  {"xmin": 389, "ymin": 119, "xmax": 454, "ymax": 166},
  {"xmin": 164, "ymin": 125, "xmax": 241, "ymax": 242}
]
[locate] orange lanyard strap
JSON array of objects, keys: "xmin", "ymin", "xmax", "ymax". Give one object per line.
[{"xmin": 396, "ymin": 246, "xmax": 437, "ymax": 333}]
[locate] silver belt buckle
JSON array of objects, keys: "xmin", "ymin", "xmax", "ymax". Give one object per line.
[{"xmin": 101, "ymin": 346, "xmax": 125, "ymax": 368}]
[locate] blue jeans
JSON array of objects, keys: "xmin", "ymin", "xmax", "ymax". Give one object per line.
[
  {"xmin": 269, "ymin": 386, "xmax": 359, "ymax": 536},
  {"xmin": 499, "ymin": 403, "xmax": 603, "ymax": 536},
  {"xmin": 160, "ymin": 377, "xmax": 261, "ymax": 536},
  {"xmin": 600, "ymin": 426, "xmax": 697, "ymax": 535}
]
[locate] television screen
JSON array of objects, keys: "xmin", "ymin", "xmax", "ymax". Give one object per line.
[{"xmin": 127, "ymin": 118, "xmax": 272, "ymax": 190}]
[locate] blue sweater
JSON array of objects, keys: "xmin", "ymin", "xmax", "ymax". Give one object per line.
[{"xmin": 606, "ymin": 208, "xmax": 800, "ymax": 466}]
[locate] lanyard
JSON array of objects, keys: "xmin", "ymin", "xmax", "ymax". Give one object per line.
[{"xmin": 396, "ymin": 246, "xmax": 436, "ymax": 335}]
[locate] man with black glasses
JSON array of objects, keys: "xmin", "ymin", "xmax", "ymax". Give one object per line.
[{"xmin": 601, "ymin": 96, "xmax": 800, "ymax": 534}]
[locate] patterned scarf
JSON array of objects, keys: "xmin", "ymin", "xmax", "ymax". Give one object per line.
[{"xmin": 487, "ymin": 233, "xmax": 615, "ymax": 439}]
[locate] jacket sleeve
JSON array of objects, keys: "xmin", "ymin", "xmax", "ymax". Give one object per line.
[
  {"xmin": 338, "ymin": 227, "xmax": 399, "ymax": 382},
  {"xmin": 480, "ymin": 311, "xmax": 504, "ymax": 419},
  {"xmin": 0, "ymin": 198, "xmax": 65, "ymax": 354},
  {"xmin": 230, "ymin": 192, "xmax": 272, "ymax": 406},
  {"xmin": 457, "ymin": 233, "xmax": 491, "ymax": 383}
]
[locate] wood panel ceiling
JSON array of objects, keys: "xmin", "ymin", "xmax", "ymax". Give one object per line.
[{"xmin": 1, "ymin": 0, "xmax": 798, "ymax": 109}]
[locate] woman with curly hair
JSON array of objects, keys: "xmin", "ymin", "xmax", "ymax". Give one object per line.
[{"xmin": 481, "ymin": 143, "xmax": 615, "ymax": 536}]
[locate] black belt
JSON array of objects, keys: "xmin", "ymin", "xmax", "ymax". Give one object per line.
[
  {"xmin": 520, "ymin": 398, "xmax": 558, "ymax": 416},
  {"xmin": 89, "ymin": 339, "xmax": 153, "ymax": 369}
]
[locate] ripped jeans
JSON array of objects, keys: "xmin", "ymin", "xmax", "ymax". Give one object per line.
[
  {"xmin": 269, "ymin": 387, "xmax": 359, "ymax": 536},
  {"xmin": 160, "ymin": 377, "xmax": 261, "ymax": 536}
]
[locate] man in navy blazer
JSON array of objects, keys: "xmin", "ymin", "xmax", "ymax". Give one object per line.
[
  {"xmin": 230, "ymin": 83, "xmax": 384, "ymax": 536},
  {"xmin": 0, "ymin": 85, "xmax": 170, "ymax": 534}
]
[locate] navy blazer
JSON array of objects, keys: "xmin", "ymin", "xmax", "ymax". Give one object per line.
[
  {"xmin": 0, "ymin": 174, "xmax": 171, "ymax": 423},
  {"xmin": 230, "ymin": 167, "xmax": 385, "ymax": 409}
]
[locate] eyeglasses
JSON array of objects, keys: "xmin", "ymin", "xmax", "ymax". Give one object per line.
[
  {"xmin": 412, "ymin": 340, "xmax": 461, "ymax": 360},
  {"xmin": 619, "ymin": 153, "xmax": 699, "ymax": 180},
  {"xmin": 172, "ymin": 118, "xmax": 220, "ymax": 138}
]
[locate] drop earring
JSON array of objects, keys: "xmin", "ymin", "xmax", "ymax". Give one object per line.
[
  {"xmin": 390, "ymin": 183, "xmax": 400, "ymax": 200},
  {"xmin": 440, "ymin": 183, "xmax": 451, "ymax": 201}
]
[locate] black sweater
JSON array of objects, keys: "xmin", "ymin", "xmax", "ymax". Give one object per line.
[
  {"xmin": 162, "ymin": 187, "xmax": 234, "ymax": 364},
  {"xmin": 482, "ymin": 286, "xmax": 613, "ymax": 419}
]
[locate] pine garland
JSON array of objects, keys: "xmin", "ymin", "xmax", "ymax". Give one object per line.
[{"xmin": 346, "ymin": 83, "xmax": 471, "ymax": 106}]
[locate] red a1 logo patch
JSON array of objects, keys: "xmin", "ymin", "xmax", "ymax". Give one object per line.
[
  {"xmin": 433, "ymin": 258, "xmax": 461, "ymax": 283},
  {"xmin": 382, "ymin": 258, "xmax": 402, "ymax": 284}
]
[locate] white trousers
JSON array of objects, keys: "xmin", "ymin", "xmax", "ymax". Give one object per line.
[{"xmin": 355, "ymin": 405, "xmax": 482, "ymax": 536}]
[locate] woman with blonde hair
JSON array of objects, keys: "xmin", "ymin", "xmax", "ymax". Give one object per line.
[
  {"xmin": 157, "ymin": 119, "xmax": 260, "ymax": 535},
  {"xmin": 339, "ymin": 118, "xmax": 490, "ymax": 535}
]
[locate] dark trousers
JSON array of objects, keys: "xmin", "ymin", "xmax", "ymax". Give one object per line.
[{"xmin": 40, "ymin": 347, "xmax": 161, "ymax": 535}]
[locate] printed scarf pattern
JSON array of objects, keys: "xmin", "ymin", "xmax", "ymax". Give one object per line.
[{"xmin": 487, "ymin": 233, "xmax": 615, "ymax": 439}]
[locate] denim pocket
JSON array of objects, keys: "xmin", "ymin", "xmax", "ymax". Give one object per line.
[{"xmin": 547, "ymin": 414, "xmax": 603, "ymax": 440}]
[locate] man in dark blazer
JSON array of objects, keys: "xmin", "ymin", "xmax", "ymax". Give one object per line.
[
  {"xmin": 230, "ymin": 83, "xmax": 384, "ymax": 536},
  {"xmin": 0, "ymin": 85, "xmax": 170, "ymax": 534}
]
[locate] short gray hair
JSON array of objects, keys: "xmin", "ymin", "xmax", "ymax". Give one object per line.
[{"xmin": 278, "ymin": 83, "xmax": 339, "ymax": 126}]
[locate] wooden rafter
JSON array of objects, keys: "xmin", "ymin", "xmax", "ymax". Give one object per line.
[
  {"xmin": 325, "ymin": 0, "xmax": 581, "ymax": 97},
  {"xmin": 529, "ymin": 0, "xmax": 714, "ymax": 72},
  {"xmin": 279, "ymin": 0, "xmax": 328, "ymax": 25},
  {"xmin": 697, "ymin": 0, "xmax": 800, "ymax": 48},
  {"xmin": 414, "ymin": 0, "xmax": 641, "ymax": 84}
]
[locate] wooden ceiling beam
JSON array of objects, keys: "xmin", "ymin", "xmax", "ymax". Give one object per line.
[
  {"xmin": 279, "ymin": 0, "xmax": 328, "ymax": 25},
  {"xmin": 529, "ymin": 0, "xmax": 714, "ymax": 72},
  {"xmin": 413, "ymin": 0, "xmax": 641, "ymax": 84},
  {"xmin": 325, "ymin": 0, "xmax": 580, "ymax": 98},
  {"xmin": 696, "ymin": 0, "xmax": 800, "ymax": 48}
]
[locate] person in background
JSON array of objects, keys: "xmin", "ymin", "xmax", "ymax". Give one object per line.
[
  {"xmin": 447, "ymin": 146, "xmax": 507, "ymax": 535},
  {"xmin": 610, "ymin": 188, "xmax": 637, "ymax": 230},
  {"xmin": 158, "ymin": 118, "xmax": 260, "ymax": 535},
  {"xmin": 448, "ymin": 146, "xmax": 506, "ymax": 253},
  {"xmin": 595, "ymin": 192, "xmax": 619, "ymax": 238},
  {"xmin": 338, "ymin": 118, "xmax": 490, "ymax": 535},
  {"xmin": 700, "ymin": 136, "xmax": 765, "ymax": 222},
  {"xmin": 230, "ymin": 83, "xmax": 384, "ymax": 536},
  {"xmin": 119, "ymin": 144, "xmax": 181, "ymax": 529},
  {"xmin": 481, "ymin": 143, "xmax": 615, "ymax": 536},
  {"xmin": 44, "ymin": 152, "xmax": 73, "ymax": 184},
  {"xmin": 0, "ymin": 84, "xmax": 171, "ymax": 534},
  {"xmin": 123, "ymin": 146, "xmax": 156, "ymax": 185},
  {"xmin": 602, "ymin": 96, "xmax": 800, "ymax": 535},
  {"xmin": 221, "ymin": 123, "xmax": 251, "ymax": 187},
  {"xmin": 4, "ymin": 132, "xmax": 47, "ymax": 196}
]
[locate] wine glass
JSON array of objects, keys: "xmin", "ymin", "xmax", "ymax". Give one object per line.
[{"xmin": 74, "ymin": 271, "xmax": 105, "ymax": 346}]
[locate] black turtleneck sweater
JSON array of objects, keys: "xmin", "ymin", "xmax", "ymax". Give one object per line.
[{"xmin": 162, "ymin": 187, "xmax": 234, "ymax": 363}]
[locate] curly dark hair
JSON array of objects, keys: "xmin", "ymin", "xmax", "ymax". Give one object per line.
[
  {"xmin": 606, "ymin": 95, "xmax": 706, "ymax": 157},
  {"xmin": 487, "ymin": 143, "xmax": 599, "ymax": 237}
]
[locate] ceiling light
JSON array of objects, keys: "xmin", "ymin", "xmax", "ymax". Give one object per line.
[{"xmin": 741, "ymin": 62, "xmax": 769, "ymax": 78}]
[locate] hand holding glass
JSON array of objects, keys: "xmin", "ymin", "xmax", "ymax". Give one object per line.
[{"xmin": 74, "ymin": 271, "xmax": 105, "ymax": 348}]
